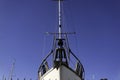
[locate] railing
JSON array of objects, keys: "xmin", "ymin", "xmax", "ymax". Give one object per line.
[{"xmin": 38, "ymin": 48, "xmax": 85, "ymax": 80}]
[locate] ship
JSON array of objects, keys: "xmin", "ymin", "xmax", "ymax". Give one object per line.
[{"xmin": 38, "ymin": 0, "xmax": 85, "ymax": 80}]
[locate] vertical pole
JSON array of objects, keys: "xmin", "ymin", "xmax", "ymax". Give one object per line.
[
  {"xmin": 58, "ymin": 0, "xmax": 62, "ymax": 39},
  {"xmin": 8, "ymin": 59, "xmax": 15, "ymax": 80}
]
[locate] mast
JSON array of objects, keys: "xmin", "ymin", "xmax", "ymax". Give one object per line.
[
  {"xmin": 58, "ymin": 0, "xmax": 62, "ymax": 39},
  {"xmin": 8, "ymin": 59, "xmax": 15, "ymax": 80}
]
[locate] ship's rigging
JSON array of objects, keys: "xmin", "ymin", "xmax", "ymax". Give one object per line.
[{"xmin": 38, "ymin": 0, "xmax": 85, "ymax": 80}]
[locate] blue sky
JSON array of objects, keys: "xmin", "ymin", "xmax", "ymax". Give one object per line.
[{"xmin": 0, "ymin": 0, "xmax": 120, "ymax": 80}]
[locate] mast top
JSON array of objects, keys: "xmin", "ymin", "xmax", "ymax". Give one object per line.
[
  {"xmin": 53, "ymin": 0, "xmax": 64, "ymax": 39},
  {"xmin": 58, "ymin": 0, "xmax": 63, "ymax": 39}
]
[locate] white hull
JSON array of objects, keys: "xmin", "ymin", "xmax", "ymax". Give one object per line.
[{"xmin": 39, "ymin": 65, "xmax": 82, "ymax": 80}]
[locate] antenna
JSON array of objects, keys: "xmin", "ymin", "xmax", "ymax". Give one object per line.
[{"xmin": 8, "ymin": 59, "xmax": 16, "ymax": 80}]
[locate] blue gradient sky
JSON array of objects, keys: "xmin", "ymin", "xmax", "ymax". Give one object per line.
[{"xmin": 0, "ymin": 0, "xmax": 120, "ymax": 80}]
